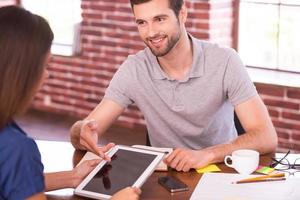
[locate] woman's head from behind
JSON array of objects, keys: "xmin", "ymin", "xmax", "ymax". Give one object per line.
[{"xmin": 0, "ymin": 6, "xmax": 53, "ymax": 129}]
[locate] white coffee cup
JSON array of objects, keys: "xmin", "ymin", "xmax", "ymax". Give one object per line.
[{"xmin": 224, "ymin": 149, "xmax": 259, "ymax": 175}]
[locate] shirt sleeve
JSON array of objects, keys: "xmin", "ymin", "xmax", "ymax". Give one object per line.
[
  {"xmin": 104, "ymin": 58, "xmax": 135, "ymax": 108},
  {"xmin": 223, "ymin": 48, "xmax": 257, "ymax": 106},
  {"xmin": 0, "ymin": 138, "xmax": 45, "ymax": 200}
]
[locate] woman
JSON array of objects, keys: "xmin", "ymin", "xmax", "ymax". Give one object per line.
[{"xmin": 0, "ymin": 5, "xmax": 140, "ymax": 200}]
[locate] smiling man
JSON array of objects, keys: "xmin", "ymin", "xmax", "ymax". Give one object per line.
[{"xmin": 70, "ymin": 0, "xmax": 278, "ymax": 172}]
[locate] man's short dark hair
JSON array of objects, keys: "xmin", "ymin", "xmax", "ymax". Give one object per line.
[{"xmin": 130, "ymin": 0, "xmax": 184, "ymax": 16}]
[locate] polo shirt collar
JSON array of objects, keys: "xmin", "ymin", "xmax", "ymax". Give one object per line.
[{"xmin": 147, "ymin": 33, "xmax": 204, "ymax": 80}]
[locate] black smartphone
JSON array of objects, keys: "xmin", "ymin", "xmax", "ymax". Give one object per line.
[{"xmin": 158, "ymin": 176, "xmax": 189, "ymax": 193}]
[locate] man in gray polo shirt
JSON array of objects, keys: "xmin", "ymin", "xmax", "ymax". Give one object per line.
[{"xmin": 70, "ymin": 0, "xmax": 277, "ymax": 172}]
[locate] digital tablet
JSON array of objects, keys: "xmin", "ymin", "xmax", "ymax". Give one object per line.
[{"xmin": 74, "ymin": 145, "xmax": 165, "ymax": 200}]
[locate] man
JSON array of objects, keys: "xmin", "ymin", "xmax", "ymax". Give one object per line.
[{"xmin": 70, "ymin": 0, "xmax": 277, "ymax": 172}]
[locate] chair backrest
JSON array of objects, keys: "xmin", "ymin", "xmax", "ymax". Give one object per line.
[
  {"xmin": 234, "ymin": 112, "xmax": 245, "ymax": 136},
  {"xmin": 145, "ymin": 112, "xmax": 245, "ymax": 146}
]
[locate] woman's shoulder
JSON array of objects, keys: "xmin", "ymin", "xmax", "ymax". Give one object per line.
[
  {"xmin": 0, "ymin": 122, "xmax": 44, "ymax": 199},
  {"xmin": 0, "ymin": 121, "xmax": 39, "ymax": 155}
]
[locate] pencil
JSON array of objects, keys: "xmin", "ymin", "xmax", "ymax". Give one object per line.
[
  {"xmin": 233, "ymin": 177, "xmax": 286, "ymax": 184},
  {"xmin": 232, "ymin": 173, "xmax": 286, "ymax": 184}
]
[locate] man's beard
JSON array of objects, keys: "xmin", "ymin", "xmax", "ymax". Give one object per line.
[{"xmin": 145, "ymin": 31, "xmax": 181, "ymax": 57}]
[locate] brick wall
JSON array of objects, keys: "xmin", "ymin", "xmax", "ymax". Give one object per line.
[
  {"xmin": 256, "ymin": 84, "xmax": 300, "ymax": 152},
  {"xmin": 1, "ymin": 0, "xmax": 300, "ymax": 152}
]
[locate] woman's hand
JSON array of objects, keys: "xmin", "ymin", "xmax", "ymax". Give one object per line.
[
  {"xmin": 111, "ymin": 187, "xmax": 141, "ymax": 200},
  {"xmin": 71, "ymin": 159, "xmax": 100, "ymax": 187}
]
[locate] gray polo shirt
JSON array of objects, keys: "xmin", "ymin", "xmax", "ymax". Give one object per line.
[{"xmin": 104, "ymin": 36, "xmax": 257, "ymax": 149}]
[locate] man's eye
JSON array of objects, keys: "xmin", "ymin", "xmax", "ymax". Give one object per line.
[
  {"xmin": 137, "ymin": 21, "xmax": 145, "ymax": 26},
  {"xmin": 157, "ymin": 17, "xmax": 165, "ymax": 22}
]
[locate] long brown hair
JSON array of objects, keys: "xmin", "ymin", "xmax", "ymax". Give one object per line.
[{"xmin": 0, "ymin": 6, "xmax": 53, "ymax": 129}]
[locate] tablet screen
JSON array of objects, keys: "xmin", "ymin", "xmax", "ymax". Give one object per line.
[{"xmin": 82, "ymin": 149, "xmax": 157, "ymax": 195}]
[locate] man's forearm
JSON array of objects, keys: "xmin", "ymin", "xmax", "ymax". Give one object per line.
[
  {"xmin": 70, "ymin": 120, "xmax": 86, "ymax": 150},
  {"xmin": 69, "ymin": 99, "xmax": 125, "ymax": 151},
  {"xmin": 204, "ymin": 129, "xmax": 278, "ymax": 164}
]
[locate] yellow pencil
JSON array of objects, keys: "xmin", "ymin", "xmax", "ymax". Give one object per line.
[
  {"xmin": 234, "ymin": 177, "xmax": 286, "ymax": 184},
  {"xmin": 232, "ymin": 173, "xmax": 286, "ymax": 184}
]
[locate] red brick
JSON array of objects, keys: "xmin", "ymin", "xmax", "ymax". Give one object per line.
[
  {"xmin": 117, "ymin": 24, "xmax": 138, "ymax": 32},
  {"xmin": 85, "ymin": 98, "xmax": 101, "ymax": 106},
  {"xmin": 287, "ymin": 89, "xmax": 300, "ymax": 99},
  {"xmin": 263, "ymin": 98, "xmax": 299, "ymax": 110},
  {"xmin": 118, "ymin": 43, "xmax": 145, "ymax": 51},
  {"xmin": 282, "ymin": 112, "xmax": 300, "ymax": 121},
  {"xmin": 91, "ymin": 39, "xmax": 117, "ymax": 47},
  {"xmin": 267, "ymin": 108, "xmax": 280, "ymax": 118},
  {"xmin": 273, "ymin": 119, "xmax": 300, "ymax": 131},
  {"xmin": 104, "ymin": 32, "xmax": 130, "ymax": 40},
  {"xmin": 104, "ymin": 50, "xmax": 130, "ymax": 57},
  {"xmin": 81, "ymin": 46, "xmax": 102, "ymax": 53},
  {"xmin": 256, "ymin": 84, "xmax": 285, "ymax": 97},
  {"xmin": 116, "ymin": 6, "xmax": 132, "ymax": 13},
  {"xmin": 188, "ymin": 11, "xmax": 209, "ymax": 19},
  {"xmin": 276, "ymin": 130, "xmax": 290, "ymax": 140},
  {"xmin": 195, "ymin": 22, "xmax": 210, "ymax": 30},
  {"xmin": 185, "ymin": 21, "xmax": 194, "ymax": 29},
  {"xmin": 106, "ymin": 14, "xmax": 134, "ymax": 22},
  {"xmin": 82, "ymin": 13, "xmax": 103, "ymax": 20},
  {"xmin": 193, "ymin": 2, "xmax": 210, "ymax": 10},
  {"xmin": 291, "ymin": 133, "xmax": 300, "ymax": 141},
  {"xmin": 287, "ymin": 144, "xmax": 300, "ymax": 152},
  {"xmin": 278, "ymin": 141, "xmax": 296, "ymax": 150},
  {"xmin": 88, "ymin": 5, "xmax": 116, "ymax": 12},
  {"xmin": 81, "ymin": 29, "xmax": 103, "ymax": 37},
  {"xmin": 90, "ymin": 22, "xmax": 117, "ymax": 29}
]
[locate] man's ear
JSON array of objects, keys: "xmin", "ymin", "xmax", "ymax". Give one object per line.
[{"xmin": 179, "ymin": 4, "xmax": 188, "ymax": 23}]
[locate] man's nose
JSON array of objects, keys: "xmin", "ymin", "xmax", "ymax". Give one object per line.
[{"xmin": 147, "ymin": 23, "xmax": 158, "ymax": 38}]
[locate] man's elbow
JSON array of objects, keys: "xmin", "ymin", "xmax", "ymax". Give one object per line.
[{"xmin": 263, "ymin": 128, "xmax": 278, "ymax": 154}]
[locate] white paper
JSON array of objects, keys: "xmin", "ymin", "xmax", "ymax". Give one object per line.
[{"xmin": 190, "ymin": 173, "xmax": 300, "ymax": 200}]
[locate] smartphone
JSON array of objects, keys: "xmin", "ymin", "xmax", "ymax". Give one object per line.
[{"xmin": 158, "ymin": 176, "xmax": 188, "ymax": 193}]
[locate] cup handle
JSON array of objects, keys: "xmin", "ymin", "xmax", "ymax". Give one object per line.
[{"xmin": 224, "ymin": 155, "xmax": 233, "ymax": 168}]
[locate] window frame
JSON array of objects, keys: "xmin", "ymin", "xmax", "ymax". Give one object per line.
[
  {"xmin": 20, "ymin": 0, "xmax": 82, "ymax": 56},
  {"xmin": 235, "ymin": 0, "xmax": 300, "ymax": 75}
]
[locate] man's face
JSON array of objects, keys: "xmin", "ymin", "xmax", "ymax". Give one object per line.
[{"xmin": 133, "ymin": 0, "xmax": 184, "ymax": 57}]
